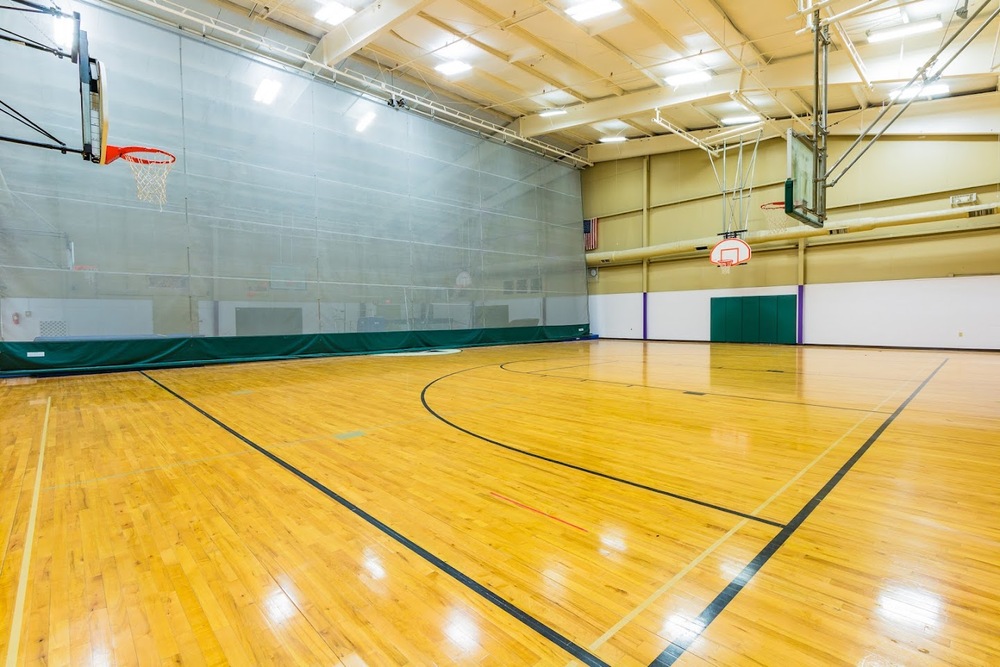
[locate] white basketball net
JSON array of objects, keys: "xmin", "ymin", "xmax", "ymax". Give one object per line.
[
  {"xmin": 761, "ymin": 203, "xmax": 789, "ymax": 233},
  {"xmin": 122, "ymin": 153, "xmax": 174, "ymax": 207}
]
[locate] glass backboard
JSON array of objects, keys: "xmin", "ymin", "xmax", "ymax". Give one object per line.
[{"xmin": 786, "ymin": 129, "xmax": 823, "ymax": 228}]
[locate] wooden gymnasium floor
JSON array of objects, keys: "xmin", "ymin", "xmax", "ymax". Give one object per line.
[{"xmin": 1, "ymin": 339, "xmax": 999, "ymax": 666}]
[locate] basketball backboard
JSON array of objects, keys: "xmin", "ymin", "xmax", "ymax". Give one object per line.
[
  {"xmin": 710, "ymin": 237, "xmax": 752, "ymax": 267},
  {"xmin": 785, "ymin": 129, "xmax": 823, "ymax": 228}
]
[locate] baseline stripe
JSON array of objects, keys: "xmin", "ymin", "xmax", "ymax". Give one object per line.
[{"xmin": 141, "ymin": 373, "xmax": 608, "ymax": 667}]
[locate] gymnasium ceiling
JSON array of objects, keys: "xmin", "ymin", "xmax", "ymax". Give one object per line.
[{"xmin": 99, "ymin": 0, "xmax": 1000, "ymax": 164}]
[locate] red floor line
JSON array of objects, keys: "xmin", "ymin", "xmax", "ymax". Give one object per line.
[{"xmin": 489, "ymin": 491, "xmax": 589, "ymax": 533}]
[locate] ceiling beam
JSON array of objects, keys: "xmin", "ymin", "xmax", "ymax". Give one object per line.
[
  {"xmin": 363, "ymin": 43, "xmax": 527, "ymax": 117},
  {"xmin": 826, "ymin": 7, "xmax": 871, "ymax": 89},
  {"xmin": 619, "ymin": 0, "xmax": 688, "ymax": 56},
  {"xmin": 700, "ymin": 0, "xmax": 769, "ymax": 66},
  {"xmin": 520, "ymin": 39, "xmax": 1000, "ymax": 136},
  {"xmin": 586, "ymin": 90, "xmax": 1000, "ymax": 161},
  {"xmin": 762, "ymin": 39, "xmax": 1000, "ymax": 87},
  {"xmin": 540, "ymin": 1, "xmax": 665, "ymax": 89},
  {"xmin": 671, "ymin": 0, "xmax": 807, "ymax": 130},
  {"xmin": 454, "ymin": 0, "xmax": 627, "ymax": 96},
  {"xmin": 519, "ymin": 72, "xmax": 741, "ymax": 136},
  {"xmin": 415, "ymin": 12, "xmax": 591, "ymax": 103},
  {"xmin": 313, "ymin": 0, "xmax": 435, "ymax": 67}
]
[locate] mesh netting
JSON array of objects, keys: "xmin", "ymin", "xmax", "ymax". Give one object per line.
[
  {"xmin": 121, "ymin": 150, "xmax": 175, "ymax": 207},
  {"xmin": 761, "ymin": 202, "xmax": 788, "ymax": 233}
]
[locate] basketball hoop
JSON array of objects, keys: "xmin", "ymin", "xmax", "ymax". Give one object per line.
[
  {"xmin": 710, "ymin": 237, "xmax": 751, "ymax": 275},
  {"xmin": 761, "ymin": 201, "xmax": 788, "ymax": 233},
  {"xmin": 104, "ymin": 145, "xmax": 176, "ymax": 207}
]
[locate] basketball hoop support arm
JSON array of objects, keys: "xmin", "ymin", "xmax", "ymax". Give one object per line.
[
  {"xmin": 825, "ymin": 1, "xmax": 1000, "ymax": 188},
  {"xmin": 0, "ymin": 2, "xmax": 97, "ymax": 158},
  {"xmin": 0, "ymin": 135, "xmax": 84, "ymax": 155},
  {"xmin": 2, "ymin": 1, "xmax": 80, "ymax": 60}
]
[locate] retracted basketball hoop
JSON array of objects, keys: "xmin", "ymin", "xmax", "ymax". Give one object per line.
[{"xmin": 104, "ymin": 145, "xmax": 176, "ymax": 207}]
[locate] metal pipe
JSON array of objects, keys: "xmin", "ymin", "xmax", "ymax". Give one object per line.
[
  {"xmin": 795, "ymin": 0, "xmax": 901, "ymax": 36},
  {"xmin": 0, "ymin": 135, "xmax": 83, "ymax": 154},
  {"xmin": 813, "ymin": 10, "xmax": 821, "ymax": 219},
  {"xmin": 930, "ymin": 5, "xmax": 1000, "ymax": 80},
  {"xmin": 817, "ymin": 23, "xmax": 829, "ymax": 221},
  {"xmin": 585, "ymin": 202, "xmax": 998, "ymax": 266},
  {"xmin": 826, "ymin": 0, "xmax": 994, "ymax": 183},
  {"xmin": 829, "ymin": 5, "xmax": 1000, "ymax": 187},
  {"xmin": 820, "ymin": 0, "xmax": 897, "ymax": 27},
  {"xmin": 652, "ymin": 111, "xmax": 718, "ymax": 154},
  {"xmin": 829, "ymin": 15, "xmax": 871, "ymax": 89},
  {"xmin": 792, "ymin": 0, "xmax": 838, "ymax": 17}
]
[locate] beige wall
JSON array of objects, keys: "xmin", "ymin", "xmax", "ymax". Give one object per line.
[{"xmin": 583, "ymin": 135, "xmax": 1000, "ymax": 295}]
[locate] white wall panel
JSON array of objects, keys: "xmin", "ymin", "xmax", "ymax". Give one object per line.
[
  {"xmin": 804, "ymin": 276, "xmax": 1000, "ymax": 349},
  {"xmin": 0, "ymin": 298, "xmax": 153, "ymax": 341},
  {"xmin": 588, "ymin": 293, "xmax": 644, "ymax": 339}
]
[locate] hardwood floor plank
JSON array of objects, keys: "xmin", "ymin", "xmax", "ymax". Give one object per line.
[{"xmin": 1, "ymin": 341, "xmax": 997, "ymax": 665}]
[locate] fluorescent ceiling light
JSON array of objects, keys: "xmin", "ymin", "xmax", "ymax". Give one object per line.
[
  {"xmin": 435, "ymin": 60, "xmax": 472, "ymax": 76},
  {"xmin": 566, "ymin": 0, "xmax": 622, "ymax": 22},
  {"xmin": 665, "ymin": 70, "xmax": 712, "ymax": 87},
  {"xmin": 720, "ymin": 114, "xmax": 760, "ymax": 126},
  {"xmin": 539, "ymin": 109, "xmax": 568, "ymax": 117},
  {"xmin": 53, "ymin": 16, "xmax": 75, "ymax": 51},
  {"xmin": 867, "ymin": 17, "xmax": 942, "ymax": 43},
  {"xmin": 315, "ymin": 1, "xmax": 355, "ymax": 26},
  {"xmin": 254, "ymin": 79, "xmax": 281, "ymax": 105},
  {"xmin": 599, "ymin": 136, "xmax": 627, "ymax": 143},
  {"xmin": 890, "ymin": 83, "xmax": 949, "ymax": 100},
  {"xmin": 355, "ymin": 111, "xmax": 376, "ymax": 132}
]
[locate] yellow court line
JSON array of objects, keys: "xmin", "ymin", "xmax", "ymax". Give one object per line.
[
  {"xmin": 4, "ymin": 396, "xmax": 51, "ymax": 667},
  {"xmin": 588, "ymin": 380, "xmax": 910, "ymax": 652}
]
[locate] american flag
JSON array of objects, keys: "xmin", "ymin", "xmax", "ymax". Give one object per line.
[{"xmin": 583, "ymin": 218, "xmax": 598, "ymax": 251}]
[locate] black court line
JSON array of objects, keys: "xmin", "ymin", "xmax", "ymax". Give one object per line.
[
  {"xmin": 648, "ymin": 358, "xmax": 948, "ymax": 667},
  {"xmin": 499, "ymin": 362, "xmax": 890, "ymax": 415},
  {"xmin": 421, "ymin": 367, "xmax": 785, "ymax": 529},
  {"xmin": 139, "ymin": 372, "xmax": 609, "ymax": 667}
]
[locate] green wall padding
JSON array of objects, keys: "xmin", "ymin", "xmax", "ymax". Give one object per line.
[
  {"xmin": 0, "ymin": 324, "xmax": 591, "ymax": 376},
  {"xmin": 725, "ymin": 298, "xmax": 743, "ymax": 343},
  {"xmin": 710, "ymin": 299, "xmax": 727, "ymax": 342},
  {"xmin": 759, "ymin": 297, "xmax": 778, "ymax": 344},
  {"xmin": 710, "ymin": 295, "xmax": 796, "ymax": 345},
  {"xmin": 742, "ymin": 296, "xmax": 761, "ymax": 344},
  {"xmin": 776, "ymin": 295, "xmax": 798, "ymax": 344}
]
